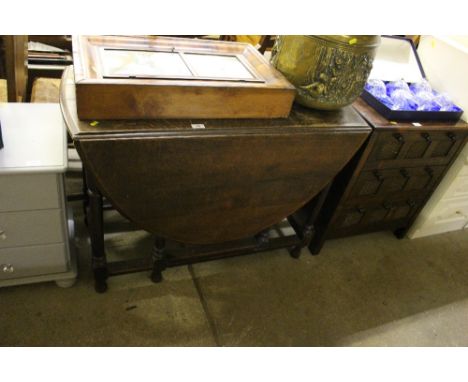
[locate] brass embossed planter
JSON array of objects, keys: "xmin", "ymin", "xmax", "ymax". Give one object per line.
[{"xmin": 271, "ymin": 35, "xmax": 381, "ymax": 110}]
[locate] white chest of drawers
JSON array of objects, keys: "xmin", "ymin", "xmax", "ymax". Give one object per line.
[
  {"xmin": 0, "ymin": 103, "xmax": 76, "ymax": 287},
  {"xmin": 408, "ymin": 36, "xmax": 468, "ymax": 238}
]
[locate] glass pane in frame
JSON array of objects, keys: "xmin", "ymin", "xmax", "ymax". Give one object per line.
[
  {"xmin": 183, "ymin": 53, "xmax": 255, "ymax": 79},
  {"xmin": 101, "ymin": 49, "xmax": 193, "ymax": 77}
]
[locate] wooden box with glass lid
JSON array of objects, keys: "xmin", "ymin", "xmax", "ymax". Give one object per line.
[{"xmin": 72, "ymin": 35, "xmax": 295, "ymax": 120}]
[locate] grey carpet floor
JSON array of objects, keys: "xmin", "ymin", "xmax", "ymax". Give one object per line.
[{"xmin": 1, "ymin": 173, "xmax": 468, "ymax": 346}]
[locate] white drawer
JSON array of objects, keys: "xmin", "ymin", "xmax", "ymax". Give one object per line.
[
  {"xmin": 444, "ymin": 175, "xmax": 468, "ymax": 199},
  {"xmin": 436, "ymin": 198, "xmax": 468, "ymax": 221},
  {"xmin": 411, "ymin": 214, "xmax": 467, "ymax": 238},
  {"xmin": 0, "ymin": 174, "xmax": 61, "ymax": 212},
  {"xmin": 0, "ymin": 243, "xmax": 68, "ymax": 280},
  {"xmin": 458, "ymin": 163, "xmax": 468, "ymax": 176},
  {"xmin": 0, "ymin": 209, "xmax": 64, "ymax": 248}
]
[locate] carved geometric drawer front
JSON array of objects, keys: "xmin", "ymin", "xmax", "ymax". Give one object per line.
[
  {"xmin": 352, "ymin": 170, "xmax": 386, "ymax": 197},
  {"xmin": 341, "ymin": 209, "xmax": 364, "ymax": 227},
  {"xmin": 338, "ymin": 205, "xmax": 389, "ymax": 228},
  {"xmin": 369, "ymin": 133, "xmax": 403, "ymax": 161},
  {"xmin": 352, "ymin": 166, "xmax": 445, "ymax": 199},
  {"xmin": 336, "ymin": 198, "xmax": 421, "ymax": 230},
  {"xmin": 355, "ymin": 177, "xmax": 381, "ymax": 196},
  {"xmin": 429, "ymin": 132, "xmax": 458, "ymax": 158},
  {"xmin": 431, "ymin": 140, "xmax": 453, "ymax": 157},
  {"xmin": 405, "ymin": 140, "xmax": 430, "ymax": 159},
  {"xmin": 404, "ymin": 166, "xmax": 444, "ymax": 191},
  {"xmin": 382, "ymin": 172, "xmax": 408, "ymax": 193},
  {"xmin": 364, "ymin": 205, "xmax": 389, "ymax": 223},
  {"xmin": 399, "ymin": 131, "xmax": 458, "ymax": 160},
  {"xmin": 367, "ymin": 131, "xmax": 462, "ymax": 167},
  {"xmin": 390, "ymin": 203, "xmax": 412, "ymax": 220}
]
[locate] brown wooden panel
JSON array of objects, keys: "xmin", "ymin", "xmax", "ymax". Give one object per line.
[
  {"xmin": 405, "ymin": 139, "xmax": 430, "ymax": 159},
  {"xmin": 368, "ymin": 133, "xmax": 403, "ymax": 162},
  {"xmin": 4, "ymin": 35, "xmax": 28, "ymax": 102},
  {"xmin": 329, "ymin": 197, "xmax": 422, "ymax": 238},
  {"xmin": 72, "ymin": 35, "xmax": 296, "ymax": 120},
  {"xmin": 427, "ymin": 131, "xmax": 460, "ymax": 159},
  {"xmin": 75, "ymin": 83, "xmax": 294, "ymax": 120},
  {"xmin": 404, "ymin": 166, "xmax": 445, "ymax": 191},
  {"xmin": 77, "ymin": 130, "xmax": 369, "ymax": 244},
  {"xmin": 366, "ymin": 130, "xmax": 465, "ymax": 169},
  {"xmin": 348, "ymin": 165, "xmax": 445, "ymax": 204}
]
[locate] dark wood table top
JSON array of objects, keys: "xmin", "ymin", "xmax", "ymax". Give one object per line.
[{"xmin": 61, "ymin": 66, "xmax": 372, "ymax": 244}]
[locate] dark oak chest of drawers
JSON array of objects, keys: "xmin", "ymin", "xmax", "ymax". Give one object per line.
[{"xmin": 309, "ymin": 98, "xmax": 468, "ymax": 254}]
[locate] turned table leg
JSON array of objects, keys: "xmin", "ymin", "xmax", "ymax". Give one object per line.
[
  {"xmin": 289, "ymin": 182, "xmax": 332, "ymax": 259},
  {"xmin": 150, "ymin": 237, "xmax": 167, "ymax": 283},
  {"xmin": 394, "ymin": 227, "xmax": 408, "ymax": 240},
  {"xmin": 82, "ymin": 169, "xmax": 89, "ymax": 226},
  {"xmin": 85, "ymin": 171, "xmax": 108, "ymax": 293},
  {"xmin": 255, "ymin": 229, "xmax": 270, "ymax": 247},
  {"xmin": 289, "ymin": 225, "xmax": 314, "ymax": 259}
]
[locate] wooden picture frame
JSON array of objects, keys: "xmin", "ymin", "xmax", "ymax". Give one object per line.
[{"xmin": 72, "ymin": 35, "xmax": 295, "ymax": 120}]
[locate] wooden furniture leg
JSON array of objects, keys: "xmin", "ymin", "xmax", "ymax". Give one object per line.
[
  {"xmin": 258, "ymin": 35, "xmax": 274, "ymax": 54},
  {"xmin": 394, "ymin": 227, "xmax": 408, "ymax": 239},
  {"xmin": 150, "ymin": 237, "xmax": 167, "ymax": 283},
  {"xmin": 255, "ymin": 229, "xmax": 270, "ymax": 246},
  {"xmin": 308, "ymin": 234, "xmax": 325, "ymax": 256},
  {"xmin": 4, "ymin": 35, "xmax": 28, "ymax": 102},
  {"xmin": 82, "ymin": 169, "xmax": 89, "ymax": 226},
  {"xmin": 290, "ymin": 182, "xmax": 333, "ymax": 258},
  {"xmin": 85, "ymin": 170, "xmax": 108, "ymax": 293},
  {"xmin": 289, "ymin": 225, "xmax": 314, "ymax": 259}
]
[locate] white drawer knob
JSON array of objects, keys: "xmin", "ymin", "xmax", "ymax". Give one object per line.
[
  {"xmin": 0, "ymin": 230, "xmax": 6, "ymax": 240},
  {"xmin": 1, "ymin": 264, "xmax": 14, "ymax": 273}
]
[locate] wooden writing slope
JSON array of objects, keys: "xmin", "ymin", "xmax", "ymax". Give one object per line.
[{"xmin": 72, "ymin": 35, "xmax": 296, "ymax": 120}]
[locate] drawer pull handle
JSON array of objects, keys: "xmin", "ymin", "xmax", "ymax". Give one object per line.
[
  {"xmin": 0, "ymin": 230, "xmax": 6, "ymax": 241},
  {"xmin": 422, "ymin": 133, "xmax": 432, "ymax": 143},
  {"xmin": 393, "ymin": 133, "xmax": 405, "ymax": 144},
  {"xmin": 447, "ymin": 132, "xmax": 457, "ymax": 142},
  {"xmin": 356, "ymin": 207, "xmax": 366, "ymax": 215},
  {"xmin": 400, "ymin": 169, "xmax": 410, "ymax": 179},
  {"xmin": 373, "ymin": 170, "xmax": 383, "ymax": 181},
  {"xmin": 1, "ymin": 264, "xmax": 14, "ymax": 273}
]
